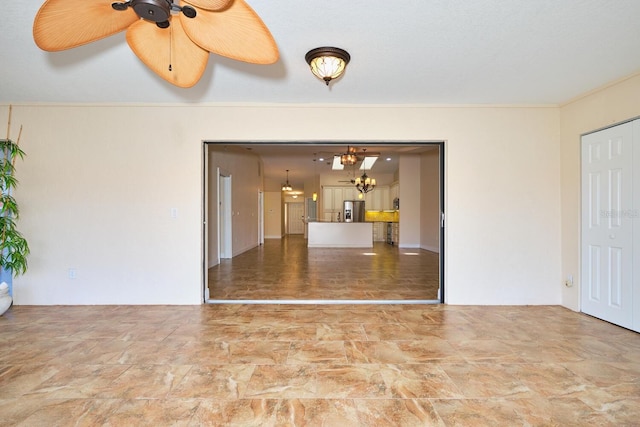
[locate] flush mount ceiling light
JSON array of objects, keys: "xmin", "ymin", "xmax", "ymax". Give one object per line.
[{"xmin": 305, "ymin": 47, "xmax": 350, "ymax": 86}]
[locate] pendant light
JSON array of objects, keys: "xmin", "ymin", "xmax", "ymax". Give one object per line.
[
  {"xmin": 312, "ymin": 153, "xmax": 318, "ymax": 201},
  {"xmin": 281, "ymin": 169, "xmax": 292, "ymax": 192}
]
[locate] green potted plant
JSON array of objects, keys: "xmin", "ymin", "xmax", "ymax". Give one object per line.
[{"xmin": 0, "ymin": 106, "xmax": 29, "ymax": 315}]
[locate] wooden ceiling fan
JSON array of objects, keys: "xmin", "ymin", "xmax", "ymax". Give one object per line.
[{"xmin": 33, "ymin": 0, "xmax": 279, "ymax": 88}]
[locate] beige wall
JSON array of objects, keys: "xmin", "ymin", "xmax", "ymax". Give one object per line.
[
  {"xmin": 207, "ymin": 146, "xmax": 263, "ymax": 268},
  {"xmin": 559, "ymin": 73, "xmax": 640, "ymax": 310},
  {"xmin": 6, "ymin": 103, "xmax": 560, "ymax": 305},
  {"xmin": 399, "ymin": 155, "xmax": 421, "ymax": 248},
  {"xmin": 421, "ymin": 150, "xmax": 441, "ymax": 252},
  {"xmin": 264, "ymin": 191, "xmax": 283, "ymax": 238}
]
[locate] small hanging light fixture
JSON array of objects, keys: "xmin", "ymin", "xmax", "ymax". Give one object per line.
[
  {"xmin": 305, "ymin": 47, "xmax": 351, "ymax": 86},
  {"xmin": 312, "ymin": 153, "xmax": 318, "ymax": 202},
  {"xmin": 281, "ymin": 169, "xmax": 292, "ymax": 192}
]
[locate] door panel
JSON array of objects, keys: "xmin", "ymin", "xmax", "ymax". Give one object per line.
[
  {"xmin": 635, "ymin": 120, "xmax": 640, "ymax": 332},
  {"xmin": 219, "ymin": 173, "xmax": 232, "ymax": 259},
  {"xmin": 581, "ymin": 122, "xmax": 633, "ymax": 328}
]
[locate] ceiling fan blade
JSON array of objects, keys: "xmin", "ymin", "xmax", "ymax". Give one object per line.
[
  {"xmin": 33, "ymin": 0, "xmax": 138, "ymax": 51},
  {"xmin": 180, "ymin": 0, "xmax": 278, "ymax": 64},
  {"xmin": 183, "ymin": 0, "xmax": 233, "ymax": 12},
  {"xmin": 126, "ymin": 18, "xmax": 209, "ymax": 88}
]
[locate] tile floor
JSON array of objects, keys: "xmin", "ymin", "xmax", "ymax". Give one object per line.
[
  {"xmin": 1, "ymin": 304, "xmax": 639, "ymax": 426},
  {"xmin": 209, "ymin": 236, "xmax": 440, "ymax": 301}
]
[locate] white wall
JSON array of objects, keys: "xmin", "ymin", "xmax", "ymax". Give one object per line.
[
  {"xmin": 6, "ymin": 103, "xmax": 561, "ymax": 306},
  {"xmin": 559, "ymin": 73, "xmax": 640, "ymax": 310}
]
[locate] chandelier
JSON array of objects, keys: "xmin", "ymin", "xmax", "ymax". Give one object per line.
[{"xmin": 355, "ymin": 172, "xmax": 376, "ymax": 194}]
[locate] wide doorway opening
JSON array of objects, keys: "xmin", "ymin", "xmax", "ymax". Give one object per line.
[{"xmin": 203, "ymin": 141, "xmax": 445, "ymax": 304}]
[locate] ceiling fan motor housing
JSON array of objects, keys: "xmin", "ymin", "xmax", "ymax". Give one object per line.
[{"xmin": 131, "ymin": 0, "xmax": 172, "ymax": 23}]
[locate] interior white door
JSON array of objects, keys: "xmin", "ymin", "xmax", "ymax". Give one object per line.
[
  {"xmin": 219, "ymin": 174, "xmax": 232, "ymax": 259},
  {"xmin": 258, "ymin": 191, "xmax": 264, "ymax": 245},
  {"xmin": 634, "ymin": 120, "xmax": 640, "ymax": 332},
  {"xmin": 287, "ymin": 202, "xmax": 305, "ymax": 234},
  {"xmin": 581, "ymin": 122, "xmax": 634, "ymax": 328}
]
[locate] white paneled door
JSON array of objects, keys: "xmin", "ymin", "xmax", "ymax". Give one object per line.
[
  {"xmin": 581, "ymin": 122, "xmax": 634, "ymax": 329},
  {"xmin": 287, "ymin": 203, "xmax": 305, "ymax": 235}
]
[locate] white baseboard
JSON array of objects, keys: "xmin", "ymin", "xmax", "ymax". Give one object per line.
[
  {"xmin": 398, "ymin": 244, "xmax": 421, "ymax": 249},
  {"xmin": 421, "ymin": 245, "xmax": 440, "ymax": 253}
]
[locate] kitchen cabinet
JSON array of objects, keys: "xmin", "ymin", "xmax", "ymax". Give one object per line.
[
  {"xmin": 344, "ymin": 186, "xmax": 357, "ymax": 201},
  {"xmin": 372, "ymin": 222, "xmax": 386, "ymax": 242},
  {"xmin": 363, "ymin": 185, "xmax": 389, "ymax": 210},
  {"xmin": 332, "ymin": 188, "xmax": 345, "ymax": 210}
]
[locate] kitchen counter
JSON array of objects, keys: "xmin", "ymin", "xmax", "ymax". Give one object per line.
[{"xmin": 307, "ymin": 222, "xmax": 373, "ymax": 248}]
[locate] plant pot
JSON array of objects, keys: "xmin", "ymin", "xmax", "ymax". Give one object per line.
[{"xmin": 0, "ymin": 282, "xmax": 12, "ymax": 316}]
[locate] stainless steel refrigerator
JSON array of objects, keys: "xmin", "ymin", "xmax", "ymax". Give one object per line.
[{"xmin": 343, "ymin": 200, "xmax": 365, "ymax": 222}]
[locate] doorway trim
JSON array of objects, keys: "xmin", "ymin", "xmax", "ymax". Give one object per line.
[{"xmin": 203, "ymin": 140, "xmax": 446, "ymax": 305}]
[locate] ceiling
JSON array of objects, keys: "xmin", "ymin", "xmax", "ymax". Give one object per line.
[
  {"xmin": 208, "ymin": 142, "xmax": 439, "ymax": 192},
  {"xmin": 3, "ymin": 0, "xmax": 640, "ymax": 105},
  {"xmin": 4, "ymin": 1, "xmax": 640, "ymax": 191}
]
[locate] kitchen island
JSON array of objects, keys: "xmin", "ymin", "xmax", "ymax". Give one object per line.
[{"xmin": 307, "ymin": 222, "xmax": 373, "ymax": 248}]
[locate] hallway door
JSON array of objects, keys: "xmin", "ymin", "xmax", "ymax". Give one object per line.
[
  {"xmin": 287, "ymin": 202, "xmax": 305, "ymax": 234},
  {"xmin": 219, "ymin": 173, "xmax": 232, "ymax": 259},
  {"xmin": 581, "ymin": 122, "xmax": 634, "ymax": 328}
]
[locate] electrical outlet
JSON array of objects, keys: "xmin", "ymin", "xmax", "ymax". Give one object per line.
[
  {"xmin": 68, "ymin": 268, "xmax": 77, "ymax": 279},
  {"xmin": 564, "ymin": 275, "xmax": 573, "ymax": 287}
]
